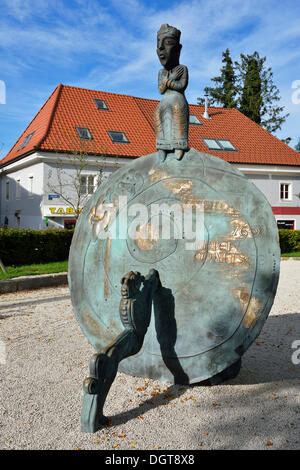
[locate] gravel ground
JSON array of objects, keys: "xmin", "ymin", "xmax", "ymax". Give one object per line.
[{"xmin": 0, "ymin": 260, "xmax": 299, "ymax": 451}]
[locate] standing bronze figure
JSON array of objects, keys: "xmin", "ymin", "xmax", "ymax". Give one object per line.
[{"xmin": 154, "ymin": 24, "xmax": 189, "ymax": 161}]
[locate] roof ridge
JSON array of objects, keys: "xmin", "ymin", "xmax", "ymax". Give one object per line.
[{"xmin": 62, "ymin": 84, "xmax": 136, "ymax": 99}]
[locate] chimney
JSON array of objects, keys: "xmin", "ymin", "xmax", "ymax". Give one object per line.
[{"xmin": 202, "ymin": 93, "xmax": 211, "ymax": 120}]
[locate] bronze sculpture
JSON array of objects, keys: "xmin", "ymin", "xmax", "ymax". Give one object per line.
[
  {"xmin": 69, "ymin": 23, "xmax": 280, "ymax": 433},
  {"xmin": 154, "ymin": 24, "xmax": 189, "ymax": 161}
]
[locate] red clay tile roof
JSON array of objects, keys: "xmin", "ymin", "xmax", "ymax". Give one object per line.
[{"xmin": 1, "ymin": 84, "xmax": 300, "ymax": 167}]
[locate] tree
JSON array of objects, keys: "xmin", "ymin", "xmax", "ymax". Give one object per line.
[
  {"xmin": 199, "ymin": 50, "xmax": 289, "ymax": 135},
  {"xmin": 47, "ymin": 132, "xmax": 120, "ymax": 221},
  {"xmin": 235, "ymin": 51, "xmax": 289, "ymax": 133},
  {"xmin": 295, "ymin": 138, "xmax": 300, "ymax": 152},
  {"xmin": 198, "ymin": 49, "xmax": 237, "ymax": 108},
  {"xmin": 238, "ymin": 53, "xmax": 262, "ymax": 125}
]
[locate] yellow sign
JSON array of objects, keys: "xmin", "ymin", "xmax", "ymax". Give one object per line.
[{"xmin": 44, "ymin": 206, "xmax": 82, "ymax": 216}]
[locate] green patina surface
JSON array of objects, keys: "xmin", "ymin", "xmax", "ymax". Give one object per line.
[{"xmin": 68, "ymin": 148, "xmax": 280, "ymax": 384}]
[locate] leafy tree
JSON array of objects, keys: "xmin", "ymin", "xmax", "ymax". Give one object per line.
[
  {"xmin": 295, "ymin": 138, "xmax": 300, "ymax": 152},
  {"xmin": 198, "ymin": 49, "xmax": 237, "ymax": 108}
]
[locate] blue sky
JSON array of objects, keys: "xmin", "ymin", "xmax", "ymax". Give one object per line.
[{"xmin": 0, "ymin": 0, "xmax": 300, "ymax": 158}]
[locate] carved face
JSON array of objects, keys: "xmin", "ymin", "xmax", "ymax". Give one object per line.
[{"xmin": 157, "ymin": 36, "xmax": 181, "ymax": 69}]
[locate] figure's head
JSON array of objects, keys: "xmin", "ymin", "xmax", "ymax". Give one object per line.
[{"xmin": 157, "ymin": 24, "xmax": 182, "ymax": 70}]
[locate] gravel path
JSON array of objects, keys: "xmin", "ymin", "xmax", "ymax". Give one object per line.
[{"xmin": 0, "ymin": 261, "xmax": 299, "ymax": 450}]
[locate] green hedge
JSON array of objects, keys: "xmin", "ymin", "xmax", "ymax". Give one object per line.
[
  {"xmin": 0, "ymin": 229, "xmax": 74, "ymax": 266},
  {"xmin": 0, "ymin": 228, "xmax": 299, "ymax": 266},
  {"xmin": 278, "ymin": 229, "xmax": 300, "ymax": 253}
]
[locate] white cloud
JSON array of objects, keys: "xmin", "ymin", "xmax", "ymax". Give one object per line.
[{"xmin": 1, "ymin": 0, "xmax": 300, "ymax": 153}]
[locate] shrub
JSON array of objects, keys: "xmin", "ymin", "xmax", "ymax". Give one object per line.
[
  {"xmin": 0, "ymin": 228, "xmax": 74, "ymax": 266},
  {"xmin": 278, "ymin": 229, "xmax": 300, "ymax": 253}
]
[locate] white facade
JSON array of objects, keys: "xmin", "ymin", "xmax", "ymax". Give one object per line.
[
  {"xmin": 235, "ymin": 164, "xmax": 300, "ymax": 229},
  {"xmin": 0, "ymin": 151, "xmax": 124, "ymax": 229},
  {"xmin": 1, "ymin": 151, "xmax": 300, "ymax": 230}
]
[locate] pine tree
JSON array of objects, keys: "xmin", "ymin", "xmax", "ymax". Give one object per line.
[
  {"xmin": 239, "ymin": 54, "xmax": 262, "ymax": 124},
  {"xmin": 199, "ymin": 50, "xmax": 289, "ymax": 135},
  {"xmin": 235, "ymin": 51, "xmax": 288, "ymax": 134},
  {"xmin": 197, "ymin": 49, "xmax": 237, "ymax": 108}
]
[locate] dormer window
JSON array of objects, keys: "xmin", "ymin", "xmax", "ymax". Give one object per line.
[
  {"xmin": 94, "ymin": 99, "xmax": 108, "ymax": 110},
  {"xmin": 107, "ymin": 131, "xmax": 129, "ymax": 143},
  {"xmin": 189, "ymin": 115, "xmax": 202, "ymax": 125},
  {"xmin": 76, "ymin": 127, "xmax": 93, "ymax": 140},
  {"xmin": 18, "ymin": 132, "xmax": 34, "ymax": 151}
]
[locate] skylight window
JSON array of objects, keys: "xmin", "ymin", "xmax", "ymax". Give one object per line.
[
  {"xmin": 76, "ymin": 127, "xmax": 93, "ymax": 140},
  {"xmin": 202, "ymin": 138, "xmax": 236, "ymax": 151},
  {"xmin": 202, "ymin": 138, "xmax": 222, "ymax": 150},
  {"xmin": 107, "ymin": 131, "xmax": 129, "ymax": 143},
  {"xmin": 18, "ymin": 132, "xmax": 34, "ymax": 151},
  {"xmin": 189, "ymin": 114, "xmax": 202, "ymax": 125},
  {"xmin": 94, "ymin": 99, "xmax": 108, "ymax": 110},
  {"xmin": 218, "ymin": 139, "xmax": 236, "ymax": 150}
]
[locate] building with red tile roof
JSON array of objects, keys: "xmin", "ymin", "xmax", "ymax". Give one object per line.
[{"xmin": 1, "ymin": 84, "xmax": 300, "ymax": 230}]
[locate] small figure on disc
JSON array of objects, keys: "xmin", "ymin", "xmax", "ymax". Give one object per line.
[{"xmin": 154, "ymin": 24, "xmax": 189, "ymax": 161}]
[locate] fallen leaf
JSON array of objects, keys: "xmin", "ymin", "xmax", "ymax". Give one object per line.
[{"xmin": 266, "ymin": 441, "xmax": 273, "ymax": 446}]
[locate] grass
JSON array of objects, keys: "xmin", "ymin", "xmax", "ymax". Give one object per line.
[
  {"xmin": 0, "ymin": 250, "xmax": 299, "ymax": 281},
  {"xmin": 281, "ymin": 251, "xmax": 300, "ymax": 258},
  {"xmin": 0, "ymin": 260, "xmax": 68, "ymax": 280}
]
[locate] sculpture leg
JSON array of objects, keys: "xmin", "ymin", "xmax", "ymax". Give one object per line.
[{"xmin": 81, "ymin": 329, "xmax": 144, "ymax": 433}]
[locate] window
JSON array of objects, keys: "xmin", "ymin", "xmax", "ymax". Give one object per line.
[
  {"xmin": 202, "ymin": 138, "xmax": 222, "ymax": 150},
  {"xmin": 277, "ymin": 220, "xmax": 295, "ymax": 230},
  {"xmin": 94, "ymin": 98, "xmax": 108, "ymax": 110},
  {"xmin": 5, "ymin": 180, "xmax": 9, "ymax": 200},
  {"xmin": 218, "ymin": 139, "xmax": 236, "ymax": 150},
  {"xmin": 28, "ymin": 175, "xmax": 33, "ymax": 197},
  {"xmin": 18, "ymin": 132, "xmax": 34, "ymax": 151},
  {"xmin": 80, "ymin": 175, "xmax": 96, "ymax": 195},
  {"xmin": 189, "ymin": 115, "xmax": 202, "ymax": 125},
  {"xmin": 107, "ymin": 130, "xmax": 129, "ymax": 143},
  {"xmin": 202, "ymin": 138, "xmax": 236, "ymax": 151},
  {"xmin": 16, "ymin": 178, "xmax": 21, "ymax": 199},
  {"xmin": 76, "ymin": 127, "xmax": 93, "ymax": 140},
  {"xmin": 280, "ymin": 183, "xmax": 292, "ymax": 201}
]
